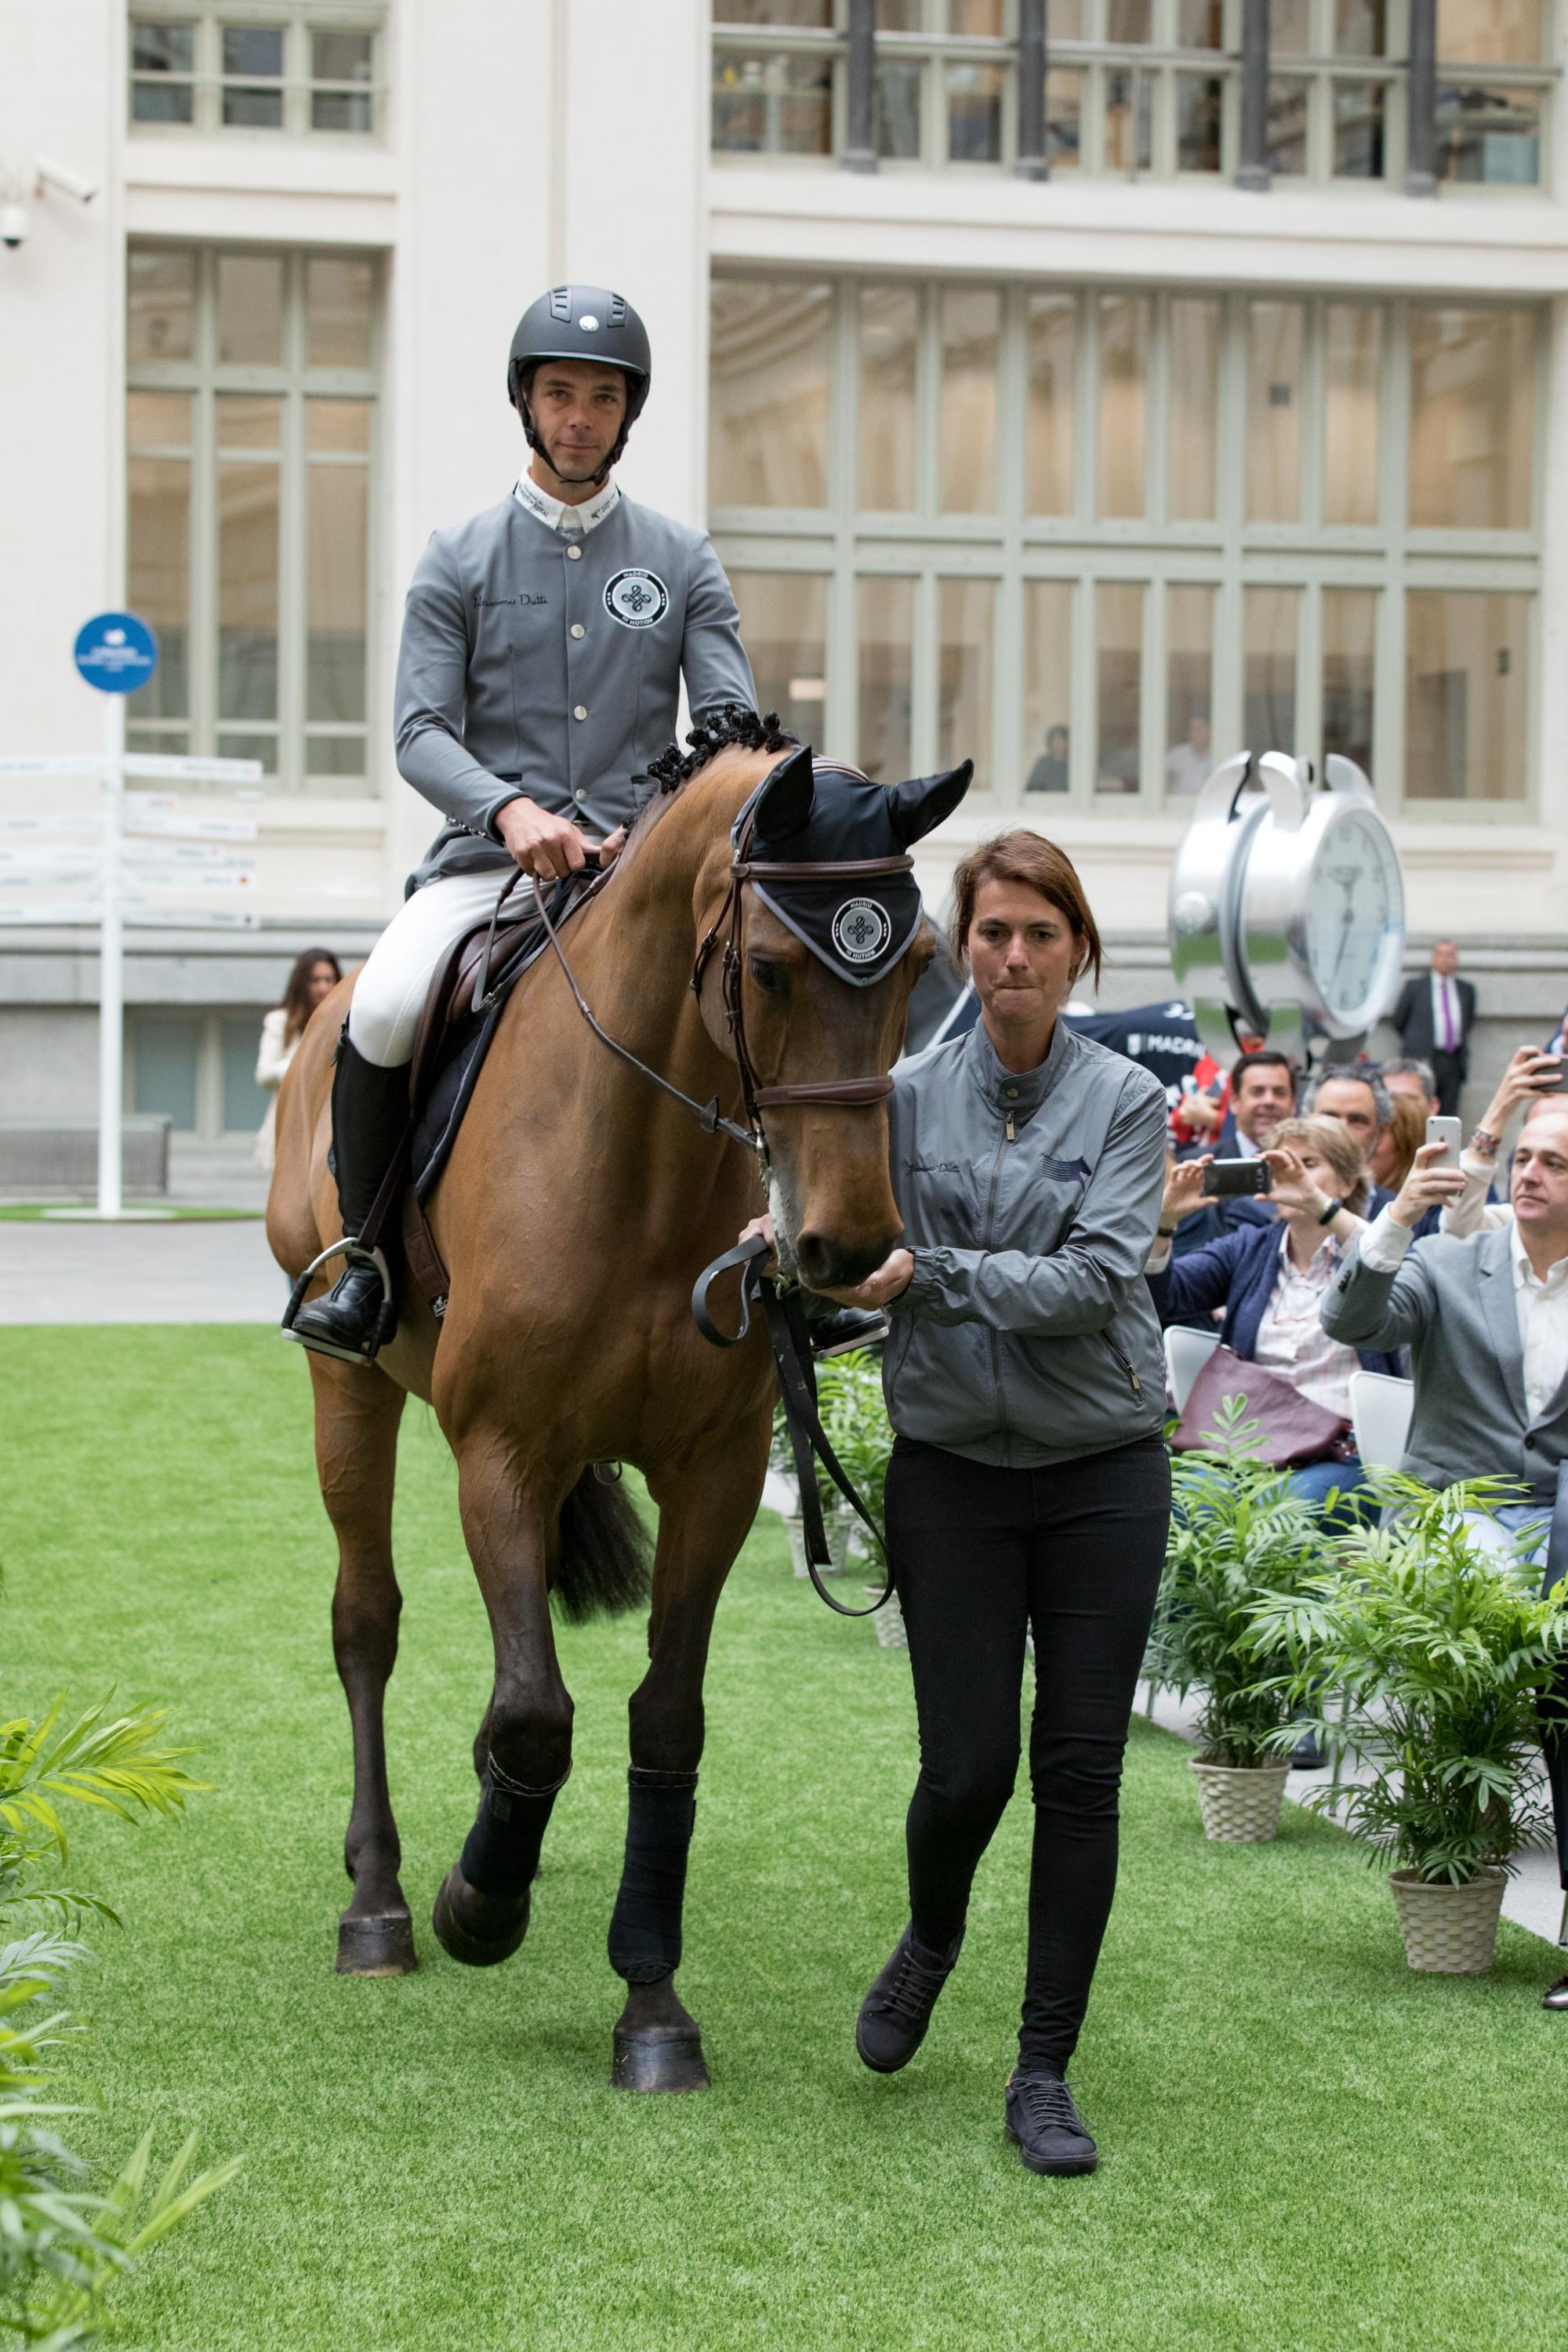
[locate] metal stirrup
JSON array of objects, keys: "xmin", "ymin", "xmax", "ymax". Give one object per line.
[{"xmin": 280, "ymin": 1236, "xmax": 397, "ymax": 1360}]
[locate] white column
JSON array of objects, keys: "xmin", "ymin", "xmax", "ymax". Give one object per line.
[{"xmin": 96, "ymin": 693, "xmax": 125, "ymax": 1217}]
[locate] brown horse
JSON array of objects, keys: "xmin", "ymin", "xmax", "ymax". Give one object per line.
[{"xmin": 267, "ymin": 721, "xmax": 966, "ymax": 2089}]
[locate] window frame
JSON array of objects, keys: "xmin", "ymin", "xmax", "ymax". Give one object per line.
[
  {"xmin": 125, "ymin": 241, "xmax": 383, "ymax": 798},
  {"xmin": 710, "ymin": 270, "xmax": 1544, "ymax": 821},
  {"xmin": 128, "ymin": 2, "xmax": 387, "ymax": 142}
]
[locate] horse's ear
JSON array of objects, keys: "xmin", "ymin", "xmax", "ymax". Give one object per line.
[
  {"xmin": 885, "ymin": 761, "xmax": 973, "ymax": 848},
  {"xmin": 752, "ymin": 742, "xmax": 815, "ymax": 844}
]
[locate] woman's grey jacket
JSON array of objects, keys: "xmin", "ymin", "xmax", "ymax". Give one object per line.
[{"xmin": 883, "ymin": 1016, "xmax": 1170, "ymax": 1469}]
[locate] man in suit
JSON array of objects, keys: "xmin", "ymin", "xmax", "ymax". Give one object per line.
[
  {"xmin": 1321, "ymin": 1103, "xmax": 1568, "ymax": 2006},
  {"xmin": 1391, "ymin": 941, "xmax": 1475, "ymax": 1117}
]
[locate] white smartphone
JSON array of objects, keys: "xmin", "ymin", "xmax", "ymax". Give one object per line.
[{"xmin": 1425, "ymin": 1114, "xmax": 1463, "ymax": 1173}]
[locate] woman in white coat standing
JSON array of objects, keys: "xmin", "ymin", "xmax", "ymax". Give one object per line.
[{"xmin": 256, "ymin": 949, "xmax": 343, "ymax": 1170}]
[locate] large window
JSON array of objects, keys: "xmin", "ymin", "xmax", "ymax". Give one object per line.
[
  {"xmin": 710, "ymin": 274, "xmax": 1542, "ymax": 811},
  {"xmin": 1436, "ymin": 0, "xmax": 1551, "ymax": 185},
  {"xmin": 129, "ymin": 3, "xmax": 384, "ymax": 138},
  {"xmin": 125, "ymin": 245, "xmax": 379, "ymax": 793}
]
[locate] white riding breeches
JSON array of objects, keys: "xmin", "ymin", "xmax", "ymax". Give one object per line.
[{"xmin": 347, "ymin": 869, "xmax": 529, "ymax": 1069}]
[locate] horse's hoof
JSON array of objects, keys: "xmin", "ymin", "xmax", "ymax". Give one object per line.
[
  {"xmin": 611, "ymin": 2024, "xmax": 710, "ymax": 2094},
  {"xmin": 430, "ymin": 1864, "xmax": 531, "ymax": 1966},
  {"xmin": 335, "ymin": 1910, "xmax": 417, "ymax": 1976}
]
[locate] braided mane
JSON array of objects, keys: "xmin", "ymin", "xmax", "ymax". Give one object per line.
[{"xmin": 645, "ymin": 705, "xmax": 798, "ymax": 796}]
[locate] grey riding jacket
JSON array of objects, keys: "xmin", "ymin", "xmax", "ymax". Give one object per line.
[
  {"xmin": 882, "ymin": 1017, "xmax": 1170, "ymax": 1468},
  {"xmin": 394, "ymin": 490, "xmax": 755, "ymax": 893}
]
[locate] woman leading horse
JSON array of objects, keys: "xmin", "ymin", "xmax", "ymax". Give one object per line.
[{"xmin": 267, "ymin": 713, "xmax": 968, "ymax": 2090}]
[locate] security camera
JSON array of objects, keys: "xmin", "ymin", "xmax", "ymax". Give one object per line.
[
  {"xmin": 0, "ymin": 204, "xmax": 25, "ymax": 249},
  {"xmin": 36, "ymin": 157, "xmax": 98, "ymax": 206}
]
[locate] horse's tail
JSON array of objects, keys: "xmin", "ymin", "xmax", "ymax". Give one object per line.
[{"xmin": 552, "ymin": 1469, "xmax": 653, "ymax": 1622}]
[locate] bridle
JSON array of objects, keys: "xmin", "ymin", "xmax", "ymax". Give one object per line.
[
  {"xmin": 691, "ymin": 796, "xmax": 913, "ymax": 1145},
  {"xmin": 528, "ymin": 779, "xmax": 916, "ymax": 1163}
]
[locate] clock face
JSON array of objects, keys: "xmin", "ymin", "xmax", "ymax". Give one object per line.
[{"xmin": 1302, "ymin": 808, "xmax": 1405, "ymax": 1030}]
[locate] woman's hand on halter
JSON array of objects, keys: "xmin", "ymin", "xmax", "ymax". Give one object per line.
[
  {"xmin": 818, "ymin": 1250, "xmax": 914, "ymax": 1310},
  {"xmin": 736, "ymin": 1212, "xmax": 777, "ymax": 1272},
  {"xmin": 731, "ymin": 1216, "xmax": 913, "ymax": 1309}
]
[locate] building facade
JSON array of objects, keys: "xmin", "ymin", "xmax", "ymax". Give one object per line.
[{"xmin": 2, "ymin": 0, "xmax": 1564, "ymax": 1145}]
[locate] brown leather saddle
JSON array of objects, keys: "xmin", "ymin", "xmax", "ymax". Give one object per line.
[{"xmin": 389, "ymin": 864, "xmax": 607, "ymax": 1319}]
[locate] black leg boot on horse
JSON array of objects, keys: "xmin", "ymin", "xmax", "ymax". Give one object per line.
[
  {"xmin": 285, "ymin": 1038, "xmax": 408, "ymax": 1365},
  {"xmin": 608, "ymin": 1766, "xmax": 708, "ymax": 2092}
]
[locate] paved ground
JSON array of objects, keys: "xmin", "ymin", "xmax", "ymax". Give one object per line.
[{"xmin": 0, "ymin": 1215, "xmax": 285, "ymax": 1323}]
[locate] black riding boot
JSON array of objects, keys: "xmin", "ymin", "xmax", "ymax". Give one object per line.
[{"xmin": 285, "ymin": 1040, "xmax": 408, "ymax": 1366}]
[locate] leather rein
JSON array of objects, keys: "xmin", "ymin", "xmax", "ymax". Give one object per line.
[{"xmin": 519, "ymin": 801, "xmax": 914, "ymax": 1160}]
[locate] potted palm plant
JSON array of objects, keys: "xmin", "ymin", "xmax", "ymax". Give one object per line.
[
  {"xmin": 1243, "ymin": 1473, "xmax": 1568, "ymax": 1973},
  {"xmin": 1156, "ymin": 1398, "xmax": 1330, "ymax": 1842}
]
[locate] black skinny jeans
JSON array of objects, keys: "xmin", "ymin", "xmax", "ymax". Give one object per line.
[{"xmin": 886, "ymin": 1431, "xmax": 1170, "ymax": 2072}]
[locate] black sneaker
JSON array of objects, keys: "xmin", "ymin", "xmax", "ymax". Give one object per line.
[
  {"xmin": 855, "ymin": 1923, "xmax": 963, "ymax": 2074},
  {"xmin": 1004, "ymin": 2067, "xmax": 1098, "ymax": 2176}
]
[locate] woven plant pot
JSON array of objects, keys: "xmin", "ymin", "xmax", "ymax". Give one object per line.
[
  {"xmin": 1388, "ymin": 1866, "xmax": 1505, "ymax": 1975},
  {"xmin": 865, "ymin": 1583, "xmax": 906, "ymax": 1650},
  {"xmin": 1189, "ymin": 1756, "xmax": 1292, "ymax": 1843},
  {"xmin": 782, "ymin": 1513, "xmax": 851, "ymax": 1579}
]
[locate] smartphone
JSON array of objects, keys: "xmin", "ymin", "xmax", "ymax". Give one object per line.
[
  {"xmin": 1425, "ymin": 1115, "xmax": 1463, "ymax": 1173},
  {"xmin": 1207, "ymin": 1159, "xmax": 1272, "ymax": 1198}
]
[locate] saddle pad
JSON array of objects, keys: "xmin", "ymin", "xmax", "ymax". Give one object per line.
[{"xmin": 408, "ymin": 864, "xmax": 601, "ymax": 1202}]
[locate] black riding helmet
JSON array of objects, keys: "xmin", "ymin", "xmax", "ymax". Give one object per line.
[{"xmin": 506, "ymin": 285, "xmax": 652, "ymax": 484}]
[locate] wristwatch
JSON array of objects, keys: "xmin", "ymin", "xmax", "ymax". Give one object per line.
[{"xmin": 1314, "ymin": 1196, "xmax": 1341, "ymax": 1226}]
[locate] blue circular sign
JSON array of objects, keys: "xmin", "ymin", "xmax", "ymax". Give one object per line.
[{"xmin": 73, "ymin": 611, "xmax": 159, "ymax": 695}]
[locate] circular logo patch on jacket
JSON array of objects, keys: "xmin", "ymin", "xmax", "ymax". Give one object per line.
[
  {"xmin": 604, "ymin": 568, "xmax": 669, "ymax": 630},
  {"xmin": 831, "ymin": 898, "xmax": 894, "ymax": 967}
]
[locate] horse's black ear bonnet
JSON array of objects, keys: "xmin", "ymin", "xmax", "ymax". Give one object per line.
[{"xmin": 738, "ymin": 748, "xmax": 972, "ymax": 989}]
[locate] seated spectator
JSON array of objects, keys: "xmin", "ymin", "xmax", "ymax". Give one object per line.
[
  {"xmin": 1441, "ymin": 1045, "xmax": 1566, "ymax": 1239},
  {"xmin": 1381, "ymin": 1056, "xmax": 1439, "ymax": 1121},
  {"xmin": 1321, "ymin": 1104, "xmax": 1568, "ymax": 2008},
  {"xmin": 1170, "ymin": 1049, "xmax": 1298, "ymax": 1253},
  {"xmin": 1149, "ymin": 1115, "xmax": 1397, "ymax": 1522},
  {"xmin": 1305, "ymin": 1069, "xmax": 1396, "ymax": 1211},
  {"xmin": 1371, "ymin": 1088, "xmax": 1427, "ymax": 1196}
]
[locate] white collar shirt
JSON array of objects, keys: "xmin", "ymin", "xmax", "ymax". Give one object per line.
[
  {"xmin": 1509, "ymin": 1220, "xmax": 1568, "ymax": 1421},
  {"xmin": 1254, "ymin": 1224, "xmax": 1363, "ymax": 1418},
  {"xmin": 512, "ymin": 474, "xmax": 620, "ymax": 537}
]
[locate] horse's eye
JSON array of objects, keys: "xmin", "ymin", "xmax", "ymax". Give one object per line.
[{"xmin": 748, "ymin": 957, "xmax": 787, "ymax": 996}]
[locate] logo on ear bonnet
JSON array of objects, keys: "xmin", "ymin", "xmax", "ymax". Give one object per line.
[{"xmin": 831, "ymin": 898, "xmax": 894, "ymax": 967}]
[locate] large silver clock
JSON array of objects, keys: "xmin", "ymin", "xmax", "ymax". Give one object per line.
[{"xmin": 1168, "ymin": 751, "xmax": 1406, "ymax": 1065}]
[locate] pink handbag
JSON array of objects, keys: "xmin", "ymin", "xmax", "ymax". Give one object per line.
[{"xmin": 1170, "ymin": 1343, "xmax": 1351, "ymax": 1469}]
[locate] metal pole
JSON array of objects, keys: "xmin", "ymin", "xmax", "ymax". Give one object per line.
[
  {"xmin": 843, "ymin": 0, "xmax": 877, "ymax": 173},
  {"xmin": 96, "ymin": 693, "xmax": 124, "ymax": 1219},
  {"xmin": 1405, "ymin": 0, "xmax": 1438, "ymax": 196},
  {"xmin": 1016, "ymin": 0, "xmax": 1047, "ymax": 180},
  {"xmin": 1236, "ymin": 0, "xmax": 1271, "ymax": 191}
]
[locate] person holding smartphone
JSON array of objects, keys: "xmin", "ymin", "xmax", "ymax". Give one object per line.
[
  {"xmin": 1435, "ymin": 1045, "xmax": 1566, "ymax": 1238},
  {"xmin": 1149, "ymin": 1115, "xmax": 1401, "ymax": 1518}
]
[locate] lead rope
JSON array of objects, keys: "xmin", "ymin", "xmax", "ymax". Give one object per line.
[{"xmin": 691, "ymin": 1234, "xmax": 894, "ymax": 1621}]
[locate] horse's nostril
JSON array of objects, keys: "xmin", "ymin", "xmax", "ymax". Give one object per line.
[{"xmin": 795, "ymin": 1232, "xmax": 893, "ymax": 1291}]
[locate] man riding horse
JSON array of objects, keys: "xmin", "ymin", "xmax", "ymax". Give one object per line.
[{"xmin": 288, "ymin": 283, "xmax": 889, "ymax": 1362}]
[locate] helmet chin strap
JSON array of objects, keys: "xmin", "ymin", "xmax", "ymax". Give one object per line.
[{"xmin": 517, "ymin": 400, "xmax": 622, "ymax": 491}]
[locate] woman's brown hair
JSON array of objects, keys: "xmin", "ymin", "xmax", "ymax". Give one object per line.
[
  {"xmin": 279, "ymin": 947, "xmax": 343, "ymax": 1046},
  {"xmin": 1261, "ymin": 1114, "xmax": 1371, "ymax": 1219},
  {"xmin": 947, "ymin": 830, "xmax": 1102, "ymax": 990},
  {"xmin": 1381, "ymin": 1091, "xmax": 1426, "ymax": 1192}
]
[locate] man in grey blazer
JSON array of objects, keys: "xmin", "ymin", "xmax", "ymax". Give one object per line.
[
  {"xmin": 289, "ymin": 284, "xmax": 756, "ymax": 1363},
  {"xmin": 1320, "ymin": 1103, "xmax": 1568, "ymax": 2002}
]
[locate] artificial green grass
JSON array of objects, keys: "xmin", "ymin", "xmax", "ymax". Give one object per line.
[{"xmin": 3, "ymin": 1327, "xmax": 1568, "ymax": 2351}]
